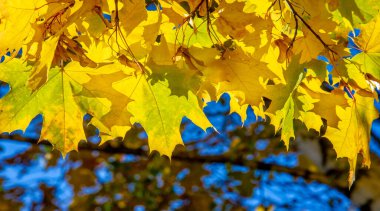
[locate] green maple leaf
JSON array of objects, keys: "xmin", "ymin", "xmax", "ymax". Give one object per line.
[
  {"xmin": 0, "ymin": 59, "xmax": 88, "ymax": 156},
  {"xmin": 114, "ymin": 70, "xmax": 212, "ymax": 158},
  {"xmin": 0, "ymin": 59, "xmax": 128, "ymax": 156},
  {"xmin": 352, "ymin": 13, "xmax": 380, "ymax": 81},
  {"xmin": 264, "ymin": 56, "xmax": 306, "ymax": 148}
]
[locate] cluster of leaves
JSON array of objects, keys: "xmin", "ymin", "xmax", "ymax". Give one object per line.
[{"xmin": 0, "ymin": 0, "xmax": 380, "ymax": 186}]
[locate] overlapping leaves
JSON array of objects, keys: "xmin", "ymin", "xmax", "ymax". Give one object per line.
[{"xmin": 0, "ymin": 0, "xmax": 379, "ymax": 186}]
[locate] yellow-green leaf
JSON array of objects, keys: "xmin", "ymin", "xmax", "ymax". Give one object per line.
[
  {"xmin": 114, "ymin": 72, "xmax": 212, "ymax": 158},
  {"xmin": 352, "ymin": 13, "xmax": 380, "ymax": 81},
  {"xmin": 324, "ymin": 91, "xmax": 379, "ymax": 187}
]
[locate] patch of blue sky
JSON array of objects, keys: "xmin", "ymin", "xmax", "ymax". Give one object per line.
[
  {"xmin": 0, "ymin": 140, "xmax": 30, "ymax": 160},
  {"xmin": 244, "ymin": 106, "xmax": 257, "ymax": 125},
  {"xmin": 375, "ymin": 90, "xmax": 380, "ymax": 110},
  {"xmin": 80, "ymin": 185, "xmax": 101, "ymax": 195},
  {"xmin": 102, "ymin": 13, "xmax": 111, "ymax": 22},
  {"xmin": 202, "ymin": 164, "xmax": 243, "ymax": 190},
  {"xmin": 370, "ymin": 119, "xmax": 380, "ymax": 157},
  {"xmin": 0, "ymin": 159, "xmax": 70, "ymax": 210},
  {"xmin": 95, "ymin": 165, "xmax": 113, "ymax": 184},
  {"xmin": 95, "ymin": 196, "xmax": 109, "ymax": 204},
  {"xmin": 181, "ymin": 117, "xmax": 209, "ymax": 143},
  {"xmin": 134, "ymin": 205, "xmax": 146, "ymax": 211},
  {"xmin": 170, "ymin": 199, "xmax": 186, "ymax": 210},
  {"xmin": 54, "ymin": 180, "xmax": 73, "ymax": 210},
  {"xmin": 255, "ymin": 139, "xmax": 270, "ymax": 151},
  {"xmin": 202, "ymin": 163, "xmax": 228, "ymax": 189},
  {"xmin": 262, "ymin": 153, "xmax": 298, "ymax": 168},
  {"xmin": 232, "ymin": 165, "xmax": 249, "ymax": 173},
  {"xmin": 128, "ymin": 182, "xmax": 135, "ymax": 192},
  {"xmin": 176, "ymin": 168, "xmax": 190, "ymax": 181},
  {"xmin": 194, "ymin": 135, "xmax": 231, "ymax": 156},
  {"xmin": 120, "ymin": 154, "xmax": 140, "ymax": 163},
  {"xmin": 19, "ymin": 189, "xmax": 43, "ymax": 211},
  {"xmin": 146, "ymin": 3, "xmax": 162, "ymax": 11},
  {"xmin": 201, "ymin": 162, "xmax": 355, "ymax": 210},
  {"xmin": 348, "ymin": 29, "xmax": 362, "ymax": 57},
  {"xmin": 0, "ymin": 160, "xmax": 66, "ymax": 189},
  {"xmin": 24, "ymin": 115, "xmax": 43, "ymax": 139},
  {"xmin": 0, "ymin": 82, "xmax": 10, "ymax": 98},
  {"xmin": 156, "ymin": 173, "xmax": 164, "ymax": 188},
  {"xmin": 250, "ymin": 171, "xmax": 356, "ymax": 210},
  {"xmin": 173, "ymin": 182, "xmax": 186, "ymax": 195}
]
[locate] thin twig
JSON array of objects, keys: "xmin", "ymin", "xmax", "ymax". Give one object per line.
[{"xmin": 284, "ymin": 0, "xmax": 337, "ymax": 55}]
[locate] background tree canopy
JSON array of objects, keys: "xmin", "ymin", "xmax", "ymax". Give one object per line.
[{"xmin": 1, "ymin": 0, "xmax": 380, "ymax": 209}]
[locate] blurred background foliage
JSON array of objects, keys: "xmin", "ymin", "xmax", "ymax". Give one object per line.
[{"xmin": 1, "ymin": 92, "xmax": 380, "ymax": 210}]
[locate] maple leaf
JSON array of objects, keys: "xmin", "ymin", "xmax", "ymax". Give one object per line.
[
  {"xmin": 291, "ymin": 13, "xmax": 336, "ymax": 63},
  {"xmin": 240, "ymin": 0, "xmax": 274, "ymax": 17},
  {"xmin": 148, "ymin": 36, "xmax": 204, "ymax": 97},
  {"xmin": 264, "ymin": 56, "xmax": 305, "ymax": 148},
  {"xmin": 104, "ymin": 1, "xmax": 161, "ymax": 59},
  {"xmin": 328, "ymin": 0, "xmax": 365, "ymax": 24},
  {"xmin": 293, "ymin": 31, "xmax": 326, "ymax": 64},
  {"xmin": 306, "ymin": 87, "xmax": 348, "ymax": 129},
  {"xmin": 27, "ymin": 35, "xmax": 60, "ymax": 91},
  {"xmin": 296, "ymin": 86, "xmax": 323, "ymax": 133},
  {"xmin": 0, "ymin": 0, "xmax": 41, "ymax": 56},
  {"xmin": 333, "ymin": 59, "xmax": 373, "ymax": 91},
  {"xmin": 324, "ymin": 91, "xmax": 379, "ymax": 187},
  {"xmin": 0, "ymin": 59, "xmax": 133, "ymax": 156},
  {"xmin": 114, "ymin": 71, "xmax": 212, "ymax": 158},
  {"xmin": 202, "ymin": 46, "xmax": 277, "ymax": 114},
  {"xmin": 66, "ymin": 62, "xmax": 134, "ymax": 143},
  {"xmin": 229, "ymin": 94, "xmax": 250, "ymax": 123},
  {"xmin": 352, "ymin": 13, "xmax": 380, "ymax": 82},
  {"xmin": 329, "ymin": 0, "xmax": 380, "ymax": 25},
  {"xmin": 159, "ymin": 1, "xmax": 189, "ymax": 25},
  {"xmin": 120, "ymin": 36, "xmax": 213, "ymax": 157},
  {"xmin": 214, "ymin": 0, "xmax": 257, "ymax": 40},
  {"xmin": 117, "ymin": 0, "xmax": 148, "ymax": 36},
  {"xmin": 0, "ymin": 59, "xmax": 88, "ymax": 156}
]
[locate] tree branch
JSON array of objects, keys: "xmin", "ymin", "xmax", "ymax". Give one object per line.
[
  {"xmin": 0, "ymin": 134, "xmax": 347, "ymax": 190},
  {"xmin": 284, "ymin": 0, "xmax": 337, "ymax": 55}
]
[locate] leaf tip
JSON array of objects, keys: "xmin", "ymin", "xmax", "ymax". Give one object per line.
[{"xmin": 348, "ymin": 170, "xmax": 355, "ymax": 190}]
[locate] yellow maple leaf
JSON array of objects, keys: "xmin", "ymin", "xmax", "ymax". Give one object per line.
[
  {"xmin": 304, "ymin": 85, "xmax": 348, "ymax": 129},
  {"xmin": 0, "ymin": 0, "xmax": 42, "ymax": 56},
  {"xmin": 296, "ymin": 86, "xmax": 323, "ymax": 132},
  {"xmin": 65, "ymin": 62, "xmax": 134, "ymax": 143},
  {"xmin": 27, "ymin": 35, "xmax": 60, "ymax": 91},
  {"xmin": 293, "ymin": 30, "xmax": 326, "ymax": 64},
  {"xmin": 241, "ymin": 0, "xmax": 274, "ymax": 17},
  {"xmin": 104, "ymin": 0, "xmax": 162, "ymax": 59},
  {"xmin": 203, "ymin": 46, "xmax": 276, "ymax": 110},
  {"xmin": 214, "ymin": 0, "xmax": 257, "ymax": 40},
  {"xmin": 324, "ymin": 91, "xmax": 379, "ymax": 187}
]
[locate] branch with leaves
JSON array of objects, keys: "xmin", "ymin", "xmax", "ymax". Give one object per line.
[{"xmin": 0, "ymin": 0, "xmax": 380, "ymax": 189}]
